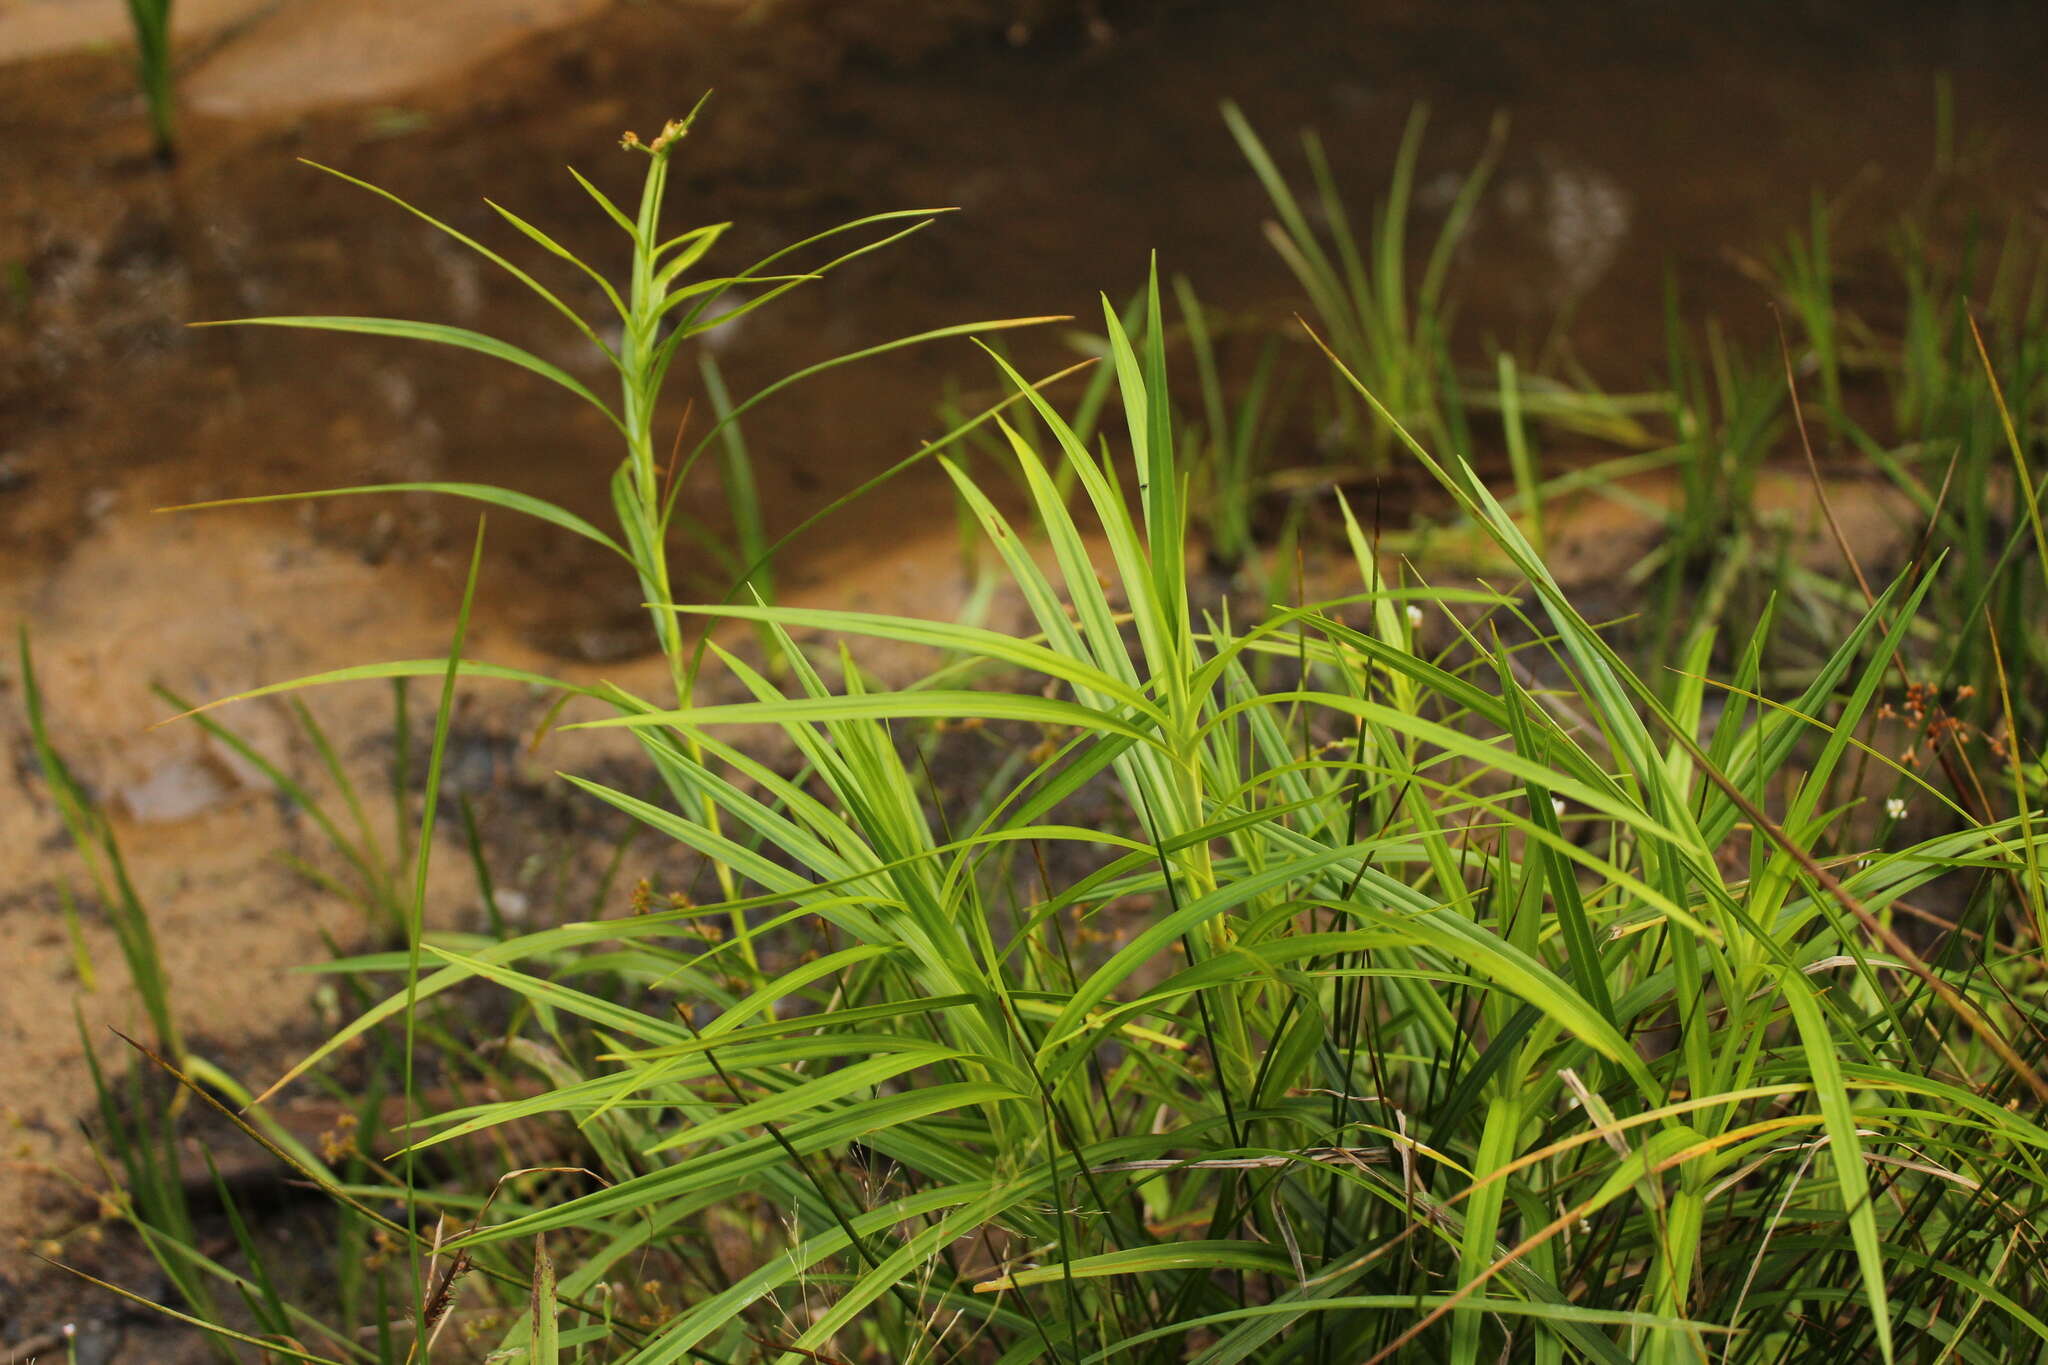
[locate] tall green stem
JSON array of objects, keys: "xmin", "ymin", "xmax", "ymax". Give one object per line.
[{"xmin": 615, "ymin": 114, "xmax": 753, "ymax": 959}]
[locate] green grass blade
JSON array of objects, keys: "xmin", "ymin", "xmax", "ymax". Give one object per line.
[{"xmin": 193, "ymin": 316, "xmax": 621, "ymax": 429}]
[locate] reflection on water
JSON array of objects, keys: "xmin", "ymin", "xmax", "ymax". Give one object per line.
[{"xmin": 1513, "ymin": 155, "xmax": 1634, "ymax": 305}]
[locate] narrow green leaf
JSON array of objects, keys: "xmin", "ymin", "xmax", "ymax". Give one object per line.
[
  {"xmin": 161, "ymin": 481, "xmax": 626, "ymax": 556},
  {"xmin": 194, "ymin": 316, "xmax": 620, "ymax": 428},
  {"xmin": 977, "ymin": 1241, "xmax": 1294, "ymax": 1293},
  {"xmin": 1782, "ymin": 970, "xmax": 1895, "ymax": 1362},
  {"xmin": 570, "ymin": 690, "xmax": 1155, "ymax": 746}
]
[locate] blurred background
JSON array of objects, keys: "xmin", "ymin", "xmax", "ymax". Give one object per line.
[{"xmin": 4, "ymin": 1, "xmax": 2046, "ymax": 1355}]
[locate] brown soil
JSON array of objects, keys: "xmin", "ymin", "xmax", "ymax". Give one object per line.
[{"xmin": 4, "ymin": 0, "xmax": 2046, "ymax": 1354}]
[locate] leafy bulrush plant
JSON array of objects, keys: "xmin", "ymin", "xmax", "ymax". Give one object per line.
[
  {"xmin": 58, "ymin": 109, "xmax": 2048, "ymax": 1365},
  {"xmin": 184, "ymin": 100, "xmax": 1048, "ymax": 704}
]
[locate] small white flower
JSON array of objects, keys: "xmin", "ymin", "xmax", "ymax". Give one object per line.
[
  {"xmin": 1405, "ymin": 604, "xmax": 1424, "ymax": 629},
  {"xmin": 1551, "ymin": 796, "xmax": 1566, "ymax": 818},
  {"xmin": 1578, "ymin": 1217, "xmax": 1592, "ymax": 1235},
  {"xmin": 62, "ymin": 1323, "xmax": 77, "ymax": 1338},
  {"xmin": 1886, "ymin": 798, "xmax": 1907, "ymax": 820}
]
